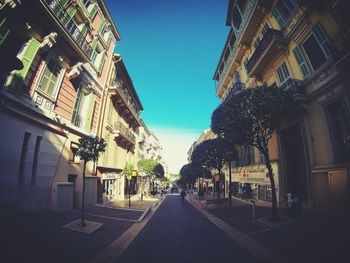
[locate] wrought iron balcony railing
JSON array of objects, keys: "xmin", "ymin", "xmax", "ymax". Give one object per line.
[
  {"xmin": 228, "ymin": 81, "xmax": 245, "ymax": 98},
  {"xmin": 281, "ymin": 78, "xmax": 306, "ymax": 96},
  {"xmin": 110, "ymin": 79, "xmax": 140, "ymax": 119},
  {"xmin": 44, "ymin": 0, "xmax": 93, "ymax": 60},
  {"xmin": 113, "ymin": 122, "xmax": 136, "ymax": 144}
]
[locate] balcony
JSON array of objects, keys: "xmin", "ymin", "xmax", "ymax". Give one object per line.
[
  {"xmin": 281, "ymin": 78, "xmax": 306, "ymax": 99},
  {"xmin": 228, "ymin": 81, "xmax": 245, "ymax": 98},
  {"xmin": 43, "ymin": 0, "xmax": 93, "ymax": 60},
  {"xmin": 246, "ymin": 29, "xmax": 286, "ymax": 77},
  {"xmin": 232, "ymin": 0, "xmax": 269, "ymax": 46},
  {"xmin": 108, "ymin": 80, "xmax": 141, "ymax": 127},
  {"xmin": 113, "ymin": 122, "xmax": 136, "ymax": 148}
]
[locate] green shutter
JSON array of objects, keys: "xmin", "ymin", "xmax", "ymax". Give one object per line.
[
  {"xmin": 37, "ymin": 59, "xmax": 62, "ymax": 98},
  {"xmin": 98, "ymin": 52, "xmax": 106, "ymax": 72},
  {"xmin": 7, "ymin": 38, "xmax": 41, "ymax": 91},
  {"xmin": 59, "ymin": 0, "xmax": 69, "ymax": 5},
  {"xmin": 67, "ymin": 7, "xmax": 77, "ymax": 18},
  {"xmin": 79, "ymin": 24, "xmax": 88, "ymax": 37},
  {"xmin": 91, "ymin": 38, "xmax": 98, "ymax": 50},
  {"xmin": 312, "ymin": 21, "xmax": 331, "ymax": 58},
  {"xmin": 84, "ymin": 93, "xmax": 96, "ymax": 131},
  {"xmin": 0, "ymin": 18, "xmax": 10, "ymax": 48},
  {"xmin": 293, "ymin": 44, "xmax": 312, "ymax": 78},
  {"xmin": 88, "ymin": 3, "xmax": 99, "ymax": 20},
  {"xmin": 71, "ymin": 87, "xmax": 84, "ymax": 126},
  {"xmin": 98, "ymin": 20, "xmax": 106, "ymax": 34}
]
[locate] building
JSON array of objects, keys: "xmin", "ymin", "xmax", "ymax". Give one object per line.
[
  {"xmin": 96, "ymin": 54, "xmax": 143, "ymax": 202},
  {"xmin": 213, "ymin": 0, "xmax": 350, "ymax": 208},
  {"xmin": 0, "ymin": 0, "xmax": 120, "ymax": 210}
]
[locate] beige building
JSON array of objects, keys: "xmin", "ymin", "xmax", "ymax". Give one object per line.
[
  {"xmin": 213, "ymin": 0, "xmax": 350, "ymax": 208},
  {"xmin": 96, "ymin": 54, "xmax": 143, "ymax": 202}
]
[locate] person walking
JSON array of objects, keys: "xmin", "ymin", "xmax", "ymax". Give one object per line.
[{"xmin": 180, "ymin": 189, "xmax": 187, "ymax": 203}]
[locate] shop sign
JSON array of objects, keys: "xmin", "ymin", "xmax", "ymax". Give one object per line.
[{"xmin": 103, "ymin": 172, "xmax": 119, "ymax": 180}]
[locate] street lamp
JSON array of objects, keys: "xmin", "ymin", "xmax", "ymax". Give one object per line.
[{"xmin": 140, "ymin": 171, "xmax": 145, "ymax": 201}]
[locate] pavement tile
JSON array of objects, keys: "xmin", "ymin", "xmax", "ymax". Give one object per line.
[{"xmin": 0, "ymin": 208, "xmax": 137, "ymax": 263}]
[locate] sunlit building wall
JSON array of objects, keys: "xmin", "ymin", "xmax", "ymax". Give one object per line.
[{"xmin": 213, "ymin": 0, "xmax": 350, "ymax": 207}]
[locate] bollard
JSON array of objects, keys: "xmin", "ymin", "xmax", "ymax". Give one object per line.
[{"xmin": 251, "ymin": 199, "xmax": 256, "ymax": 223}]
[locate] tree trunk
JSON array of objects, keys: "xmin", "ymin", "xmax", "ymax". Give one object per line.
[
  {"xmin": 217, "ymin": 169, "xmax": 221, "ymax": 200},
  {"xmin": 229, "ymin": 162, "xmax": 232, "ymax": 206},
  {"xmin": 263, "ymin": 151, "xmax": 279, "ymax": 221},
  {"xmin": 81, "ymin": 160, "xmax": 87, "ymax": 226}
]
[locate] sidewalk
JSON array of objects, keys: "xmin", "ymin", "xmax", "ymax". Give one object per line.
[
  {"xmin": 189, "ymin": 195, "xmax": 350, "ymax": 263},
  {"xmin": 102, "ymin": 194, "xmax": 160, "ymax": 210},
  {"xmin": 0, "ymin": 202, "xmax": 149, "ymax": 263}
]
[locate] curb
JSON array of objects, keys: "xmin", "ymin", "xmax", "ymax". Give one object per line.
[
  {"xmin": 137, "ymin": 207, "xmax": 151, "ymax": 222},
  {"xmin": 188, "ymin": 198, "xmax": 290, "ymax": 263},
  {"xmin": 89, "ymin": 195, "xmax": 167, "ymax": 263}
]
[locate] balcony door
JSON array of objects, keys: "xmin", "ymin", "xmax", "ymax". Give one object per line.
[{"xmin": 280, "ymin": 124, "xmax": 308, "ymax": 201}]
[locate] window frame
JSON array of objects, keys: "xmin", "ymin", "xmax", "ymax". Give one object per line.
[{"xmin": 35, "ymin": 53, "xmax": 65, "ymax": 102}]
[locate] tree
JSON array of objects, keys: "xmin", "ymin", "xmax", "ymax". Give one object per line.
[
  {"xmin": 179, "ymin": 162, "xmax": 211, "ymax": 189},
  {"xmin": 211, "ymin": 85, "xmax": 301, "ymax": 220},
  {"xmin": 191, "ymin": 138, "xmax": 235, "ymax": 200},
  {"xmin": 137, "ymin": 159, "xmax": 160, "ymax": 192},
  {"xmin": 76, "ymin": 136, "xmax": 106, "ymax": 226}
]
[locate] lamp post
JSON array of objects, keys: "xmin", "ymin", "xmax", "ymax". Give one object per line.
[{"xmin": 140, "ymin": 171, "xmax": 145, "ymax": 201}]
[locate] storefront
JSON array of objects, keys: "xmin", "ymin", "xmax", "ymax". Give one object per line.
[
  {"xmin": 97, "ymin": 167, "xmax": 124, "ymax": 202},
  {"xmin": 231, "ymin": 163, "xmax": 279, "ymax": 203}
]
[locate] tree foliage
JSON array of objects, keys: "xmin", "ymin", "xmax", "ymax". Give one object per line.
[
  {"xmin": 191, "ymin": 138, "xmax": 235, "ymax": 171},
  {"xmin": 154, "ymin": 163, "xmax": 165, "ymax": 179},
  {"xmin": 179, "ymin": 162, "xmax": 211, "ymax": 185},
  {"xmin": 76, "ymin": 136, "xmax": 106, "ymax": 162},
  {"xmin": 137, "ymin": 159, "xmax": 158, "ymax": 177},
  {"xmin": 211, "ymin": 85, "xmax": 302, "ymax": 220},
  {"xmin": 123, "ymin": 163, "xmax": 134, "ymax": 178}
]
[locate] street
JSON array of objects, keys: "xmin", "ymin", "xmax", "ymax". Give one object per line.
[{"xmin": 119, "ymin": 195, "xmax": 258, "ymax": 263}]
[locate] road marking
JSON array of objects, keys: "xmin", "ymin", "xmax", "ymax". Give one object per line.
[
  {"xmin": 72, "ymin": 210, "xmax": 138, "ymax": 222},
  {"xmin": 188, "ymin": 198, "xmax": 290, "ymax": 263}
]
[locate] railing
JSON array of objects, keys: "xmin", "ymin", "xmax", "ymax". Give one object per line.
[
  {"xmin": 246, "ymin": 29, "xmax": 284, "ymax": 74},
  {"xmin": 228, "ymin": 81, "xmax": 245, "ymax": 97},
  {"xmin": 113, "ymin": 122, "xmax": 136, "ymax": 144},
  {"xmin": 110, "ymin": 79, "xmax": 140, "ymax": 119},
  {"xmin": 216, "ymin": 47, "xmax": 236, "ymax": 92},
  {"xmin": 233, "ymin": 0, "xmax": 255, "ymax": 37},
  {"xmin": 44, "ymin": 0, "xmax": 93, "ymax": 60},
  {"xmin": 281, "ymin": 78, "xmax": 306, "ymax": 95}
]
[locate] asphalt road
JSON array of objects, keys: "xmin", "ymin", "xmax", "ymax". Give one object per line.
[{"xmin": 119, "ymin": 195, "xmax": 259, "ymax": 263}]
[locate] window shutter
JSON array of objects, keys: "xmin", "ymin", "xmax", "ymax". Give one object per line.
[
  {"xmin": 37, "ymin": 59, "xmax": 62, "ymax": 98},
  {"xmin": 88, "ymin": 3, "xmax": 99, "ymax": 20},
  {"xmin": 98, "ymin": 20, "xmax": 106, "ymax": 34},
  {"xmin": 98, "ymin": 52, "xmax": 106, "ymax": 73},
  {"xmin": 71, "ymin": 87, "xmax": 84, "ymax": 127},
  {"xmin": 67, "ymin": 6, "xmax": 77, "ymax": 18},
  {"xmin": 0, "ymin": 18, "xmax": 10, "ymax": 47},
  {"xmin": 293, "ymin": 44, "xmax": 312, "ymax": 78},
  {"xmin": 312, "ymin": 21, "xmax": 331, "ymax": 59},
  {"xmin": 272, "ymin": 7, "xmax": 285, "ymax": 28},
  {"xmin": 84, "ymin": 93, "xmax": 96, "ymax": 131},
  {"xmin": 8, "ymin": 38, "xmax": 41, "ymax": 90}
]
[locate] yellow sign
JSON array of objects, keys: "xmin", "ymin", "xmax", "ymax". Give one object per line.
[
  {"xmin": 127, "ymin": 175, "xmax": 132, "ymax": 180},
  {"xmin": 132, "ymin": 170, "xmax": 138, "ymax": 177}
]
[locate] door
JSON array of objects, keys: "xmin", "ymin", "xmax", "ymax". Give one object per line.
[{"xmin": 281, "ymin": 125, "xmax": 308, "ymax": 201}]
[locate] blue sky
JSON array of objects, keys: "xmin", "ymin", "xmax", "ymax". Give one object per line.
[{"xmin": 105, "ymin": 0, "xmax": 229, "ymax": 173}]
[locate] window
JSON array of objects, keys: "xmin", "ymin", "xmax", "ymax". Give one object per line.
[
  {"xmin": 36, "ymin": 58, "xmax": 63, "ymax": 99},
  {"xmin": 31, "ymin": 136, "xmax": 42, "ymax": 187},
  {"xmin": 232, "ymin": 6, "xmax": 242, "ymax": 29},
  {"xmin": 276, "ymin": 61, "xmax": 291, "ymax": 85},
  {"xmin": 272, "ymin": 0, "xmax": 298, "ymax": 28},
  {"xmin": 238, "ymin": 145, "xmax": 255, "ymax": 166},
  {"xmin": 325, "ymin": 97, "xmax": 350, "ymax": 163},
  {"xmin": 71, "ymin": 82, "xmax": 96, "ymax": 131},
  {"xmin": 293, "ymin": 22, "xmax": 331, "ymax": 78},
  {"xmin": 82, "ymin": 0, "xmax": 90, "ymax": 8},
  {"xmin": 253, "ymin": 23, "xmax": 270, "ymax": 49},
  {"xmin": 18, "ymin": 132, "xmax": 31, "ymax": 187},
  {"xmin": 69, "ymin": 142, "xmax": 80, "ymax": 163},
  {"xmin": 331, "ymin": 0, "xmax": 350, "ymax": 30}
]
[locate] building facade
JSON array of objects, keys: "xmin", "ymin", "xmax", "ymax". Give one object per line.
[
  {"xmin": 213, "ymin": 0, "xmax": 350, "ymax": 208},
  {"xmin": 96, "ymin": 54, "xmax": 143, "ymax": 202},
  {"xmin": 0, "ymin": 0, "xmax": 120, "ymax": 210}
]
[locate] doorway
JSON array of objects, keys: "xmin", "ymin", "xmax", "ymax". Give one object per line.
[{"xmin": 281, "ymin": 125, "xmax": 308, "ymax": 201}]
